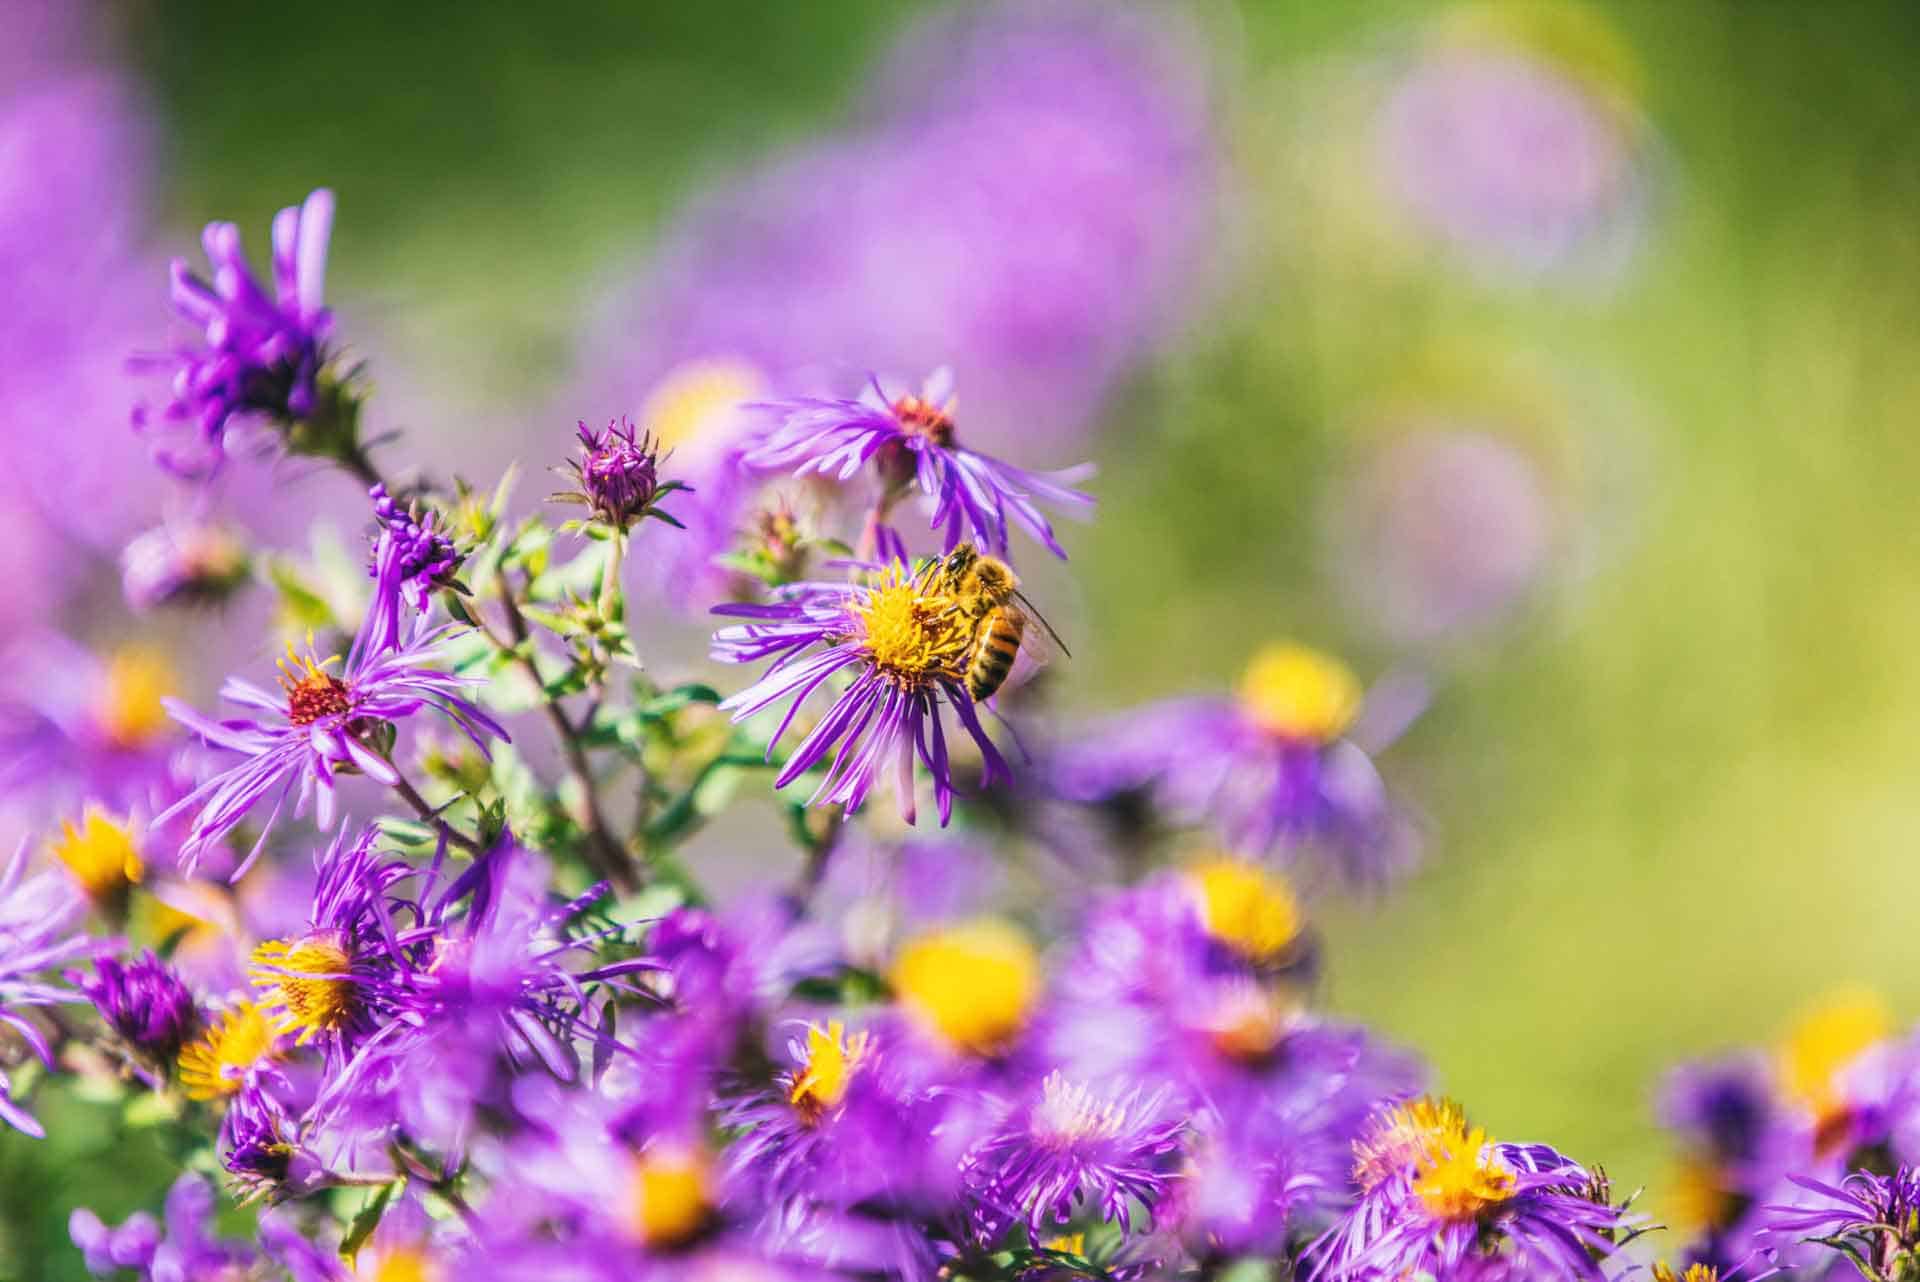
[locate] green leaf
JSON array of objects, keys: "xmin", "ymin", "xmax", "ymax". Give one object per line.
[{"xmin": 339, "ymin": 1181, "xmax": 397, "ymax": 1260}]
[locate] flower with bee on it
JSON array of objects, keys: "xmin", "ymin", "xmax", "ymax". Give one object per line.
[
  {"xmin": 744, "ymin": 368, "xmax": 1094, "ymax": 563},
  {"xmin": 710, "ymin": 549, "xmax": 1032, "ymax": 825}
]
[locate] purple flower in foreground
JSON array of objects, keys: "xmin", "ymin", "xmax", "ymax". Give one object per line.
[
  {"xmin": 1305, "ymin": 1097, "xmax": 1632, "ymax": 1282},
  {"xmin": 744, "ymin": 368, "xmax": 1092, "ymax": 561},
  {"xmin": 961, "ymin": 1071, "xmax": 1182, "ymax": 1244},
  {"xmin": 133, "ymin": 188, "xmax": 337, "ymax": 476},
  {"xmin": 75, "ymin": 949, "xmax": 199, "ymax": 1071},
  {"xmin": 0, "ymin": 839, "xmax": 94, "ymax": 1137},
  {"xmin": 156, "ymin": 538, "xmax": 506, "ymax": 875},
  {"xmin": 1761, "ymin": 1167, "xmax": 1920, "ymax": 1279},
  {"xmin": 1047, "ymin": 643, "xmax": 1423, "ymax": 887},
  {"xmin": 712, "ymin": 556, "xmax": 1011, "ymax": 824},
  {"xmin": 72, "ymin": 1174, "xmax": 256, "ymax": 1281}
]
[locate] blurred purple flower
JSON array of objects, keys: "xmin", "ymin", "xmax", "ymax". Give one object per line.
[
  {"xmin": 1046, "ymin": 645, "xmax": 1422, "ymax": 887},
  {"xmin": 121, "ymin": 518, "xmax": 253, "ymax": 612},
  {"xmin": 0, "ymin": 838, "xmax": 94, "ymax": 1137},
  {"xmin": 72, "ymin": 1174, "xmax": 254, "ymax": 1281},
  {"xmin": 133, "ymin": 188, "xmax": 336, "ymax": 476}
]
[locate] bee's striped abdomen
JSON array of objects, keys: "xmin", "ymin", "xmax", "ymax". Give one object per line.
[{"xmin": 965, "ymin": 606, "xmax": 1025, "ymax": 702}]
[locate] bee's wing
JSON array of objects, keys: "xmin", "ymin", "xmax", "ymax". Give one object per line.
[{"xmin": 1011, "ymin": 590, "xmax": 1071, "ymax": 659}]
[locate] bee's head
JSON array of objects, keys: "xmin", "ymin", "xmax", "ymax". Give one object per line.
[{"xmin": 972, "ymin": 556, "xmax": 1017, "ymax": 600}]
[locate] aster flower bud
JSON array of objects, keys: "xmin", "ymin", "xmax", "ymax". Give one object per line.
[
  {"xmin": 369, "ymin": 483, "xmax": 463, "ymax": 609},
  {"xmin": 552, "ymin": 417, "xmax": 690, "ymax": 534},
  {"xmin": 75, "ymin": 951, "xmax": 199, "ymax": 1069}
]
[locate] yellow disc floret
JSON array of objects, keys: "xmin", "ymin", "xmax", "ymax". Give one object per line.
[
  {"xmin": 97, "ymin": 647, "xmax": 178, "ymax": 749},
  {"xmin": 1652, "ymin": 1264, "xmax": 1721, "ymax": 1282},
  {"xmin": 178, "ymin": 1001, "xmax": 278, "ymax": 1100},
  {"xmin": 1777, "ymin": 986, "xmax": 1891, "ymax": 1122},
  {"xmin": 1354, "ymin": 1095, "xmax": 1516, "ymax": 1220},
  {"xmin": 788, "ymin": 1020, "xmax": 871, "ymax": 1123},
  {"xmin": 1186, "ymin": 858, "xmax": 1301, "ymax": 963},
  {"xmin": 250, "ymin": 935, "xmax": 357, "ymax": 1043},
  {"xmin": 890, "ymin": 919, "xmax": 1039, "ymax": 1057},
  {"xmin": 51, "ymin": 808, "xmax": 143, "ymax": 904},
  {"xmin": 626, "ymin": 1145, "xmax": 712, "ymax": 1248},
  {"xmin": 856, "ymin": 565, "xmax": 973, "ymax": 688},
  {"xmin": 1239, "ymin": 643, "xmax": 1363, "ymax": 743}
]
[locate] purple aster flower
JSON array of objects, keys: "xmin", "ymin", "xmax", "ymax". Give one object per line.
[
  {"xmin": 71, "ymin": 1173, "xmax": 259, "ymax": 1281},
  {"xmin": 1373, "ymin": 12, "xmax": 1654, "ymax": 281},
  {"xmin": 1046, "ymin": 644, "xmax": 1423, "ymax": 887},
  {"xmin": 370, "ymin": 482, "xmax": 462, "ymax": 612},
  {"xmin": 120, "ymin": 518, "xmax": 252, "ymax": 612},
  {"xmin": 243, "ymin": 823, "xmax": 416, "ymax": 1063},
  {"xmin": 744, "ymin": 368, "xmax": 1092, "ymax": 562},
  {"xmin": 156, "ymin": 536, "xmax": 507, "ymax": 875},
  {"xmin": 552, "ymin": 417, "xmax": 691, "ymax": 533},
  {"xmin": 712, "ymin": 555, "xmax": 1013, "ymax": 824},
  {"xmin": 1761, "ymin": 1166, "xmax": 1920, "ymax": 1279},
  {"xmin": 961, "ymin": 1071, "xmax": 1182, "ymax": 1244},
  {"xmin": 134, "ymin": 188, "xmax": 341, "ymax": 476},
  {"xmin": 1305, "ymin": 1097, "xmax": 1634, "ymax": 1282},
  {"xmin": 74, "ymin": 949, "xmax": 199, "ymax": 1073},
  {"xmin": 0, "ymin": 838, "xmax": 95, "ymax": 1137}
]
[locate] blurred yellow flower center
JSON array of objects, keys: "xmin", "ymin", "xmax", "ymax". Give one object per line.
[
  {"xmin": 1205, "ymin": 983, "xmax": 1294, "ymax": 1061},
  {"xmin": 789, "ymin": 1019, "xmax": 870, "ymax": 1123},
  {"xmin": 1777, "ymin": 986, "xmax": 1890, "ymax": 1121},
  {"xmin": 641, "ymin": 359, "xmax": 762, "ymax": 455},
  {"xmin": 890, "ymin": 919, "xmax": 1039, "ymax": 1057},
  {"xmin": 251, "ymin": 936, "xmax": 357, "ymax": 1043},
  {"xmin": 1354, "ymin": 1097, "xmax": 1486, "ymax": 1194},
  {"xmin": 1187, "ymin": 858, "xmax": 1300, "ymax": 962},
  {"xmin": 1664, "ymin": 1154, "xmax": 1732, "ymax": 1236},
  {"xmin": 355, "ymin": 1247, "xmax": 441, "ymax": 1282},
  {"xmin": 1238, "ymin": 643, "xmax": 1361, "ymax": 743},
  {"xmin": 856, "ymin": 566, "xmax": 971, "ymax": 687},
  {"xmin": 97, "ymin": 647, "xmax": 178, "ymax": 748},
  {"xmin": 627, "ymin": 1147, "xmax": 711, "ymax": 1247},
  {"xmin": 1043, "ymin": 1233, "xmax": 1087, "ymax": 1256},
  {"xmin": 178, "ymin": 1002, "xmax": 277, "ymax": 1100},
  {"xmin": 51, "ymin": 809, "xmax": 143, "ymax": 902}
]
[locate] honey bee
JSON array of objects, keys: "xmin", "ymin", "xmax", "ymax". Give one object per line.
[{"xmin": 933, "ymin": 543, "xmax": 1069, "ymax": 702}]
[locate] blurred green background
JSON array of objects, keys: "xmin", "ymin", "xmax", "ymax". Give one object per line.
[{"xmin": 8, "ymin": 0, "xmax": 1920, "ymax": 1276}]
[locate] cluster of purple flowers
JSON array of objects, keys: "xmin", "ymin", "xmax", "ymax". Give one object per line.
[{"xmin": 0, "ymin": 14, "xmax": 1892, "ymax": 1282}]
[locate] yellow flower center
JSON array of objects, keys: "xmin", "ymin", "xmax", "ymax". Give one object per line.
[
  {"xmin": 1043, "ymin": 1233, "xmax": 1087, "ymax": 1256},
  {"xmin": 177, "ymin": 1001, "xmax": 278, "ymax": 1100},
  {"xmin": 350, "ymin": 1247, "xmax": 441, "ymax": 1282},
  {"xmin": 51, "ymin": 809, "xmax": 143, "ymax": 903},
  {"xmin": 97, "ymin": 647, "xmax": 178, "ymax": 749},
  {"xmin": 1237, "ymin": 643, "xmax": 1362, "ymax": 743},
  {"xmin": 856, "ymin": 565, "xmax": 972, "ymax": 687},
  {"xmin": 641, "ymin": 359, "xmax": 762, "ymax": 456},
  {"xmin": 250, "ymin": 936, "xmax": 357, "ymax": 1043},
  {"xmin": 627, "ymin": 1147, "xmax": 711, "ymax": 1248},
  {"xmin": 890, "ymin": 919, "xmax": 1039, "ymax": 1057},
  {"xmin": 1652, "ymin": 1264, "xmax": 1721, "ymax": 1282},
  {"xmin": 277, "ymin": 642, "xmax": 351, "ymax": 727},
  {"xmin": 788, "ymin": 1020, "xmax": 871, "ymax": 1124},
  {"xmin": 1777, "ymin": 986, "xmax": 1891, "ymax": 1123},
  {"xmin": 1186, "ymin": 858, "xmax": 1301, "ymax": 962},
  {"xmin": 1414, "ymin": 1123, "xmax": 1517, "ymax": 1220}
]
